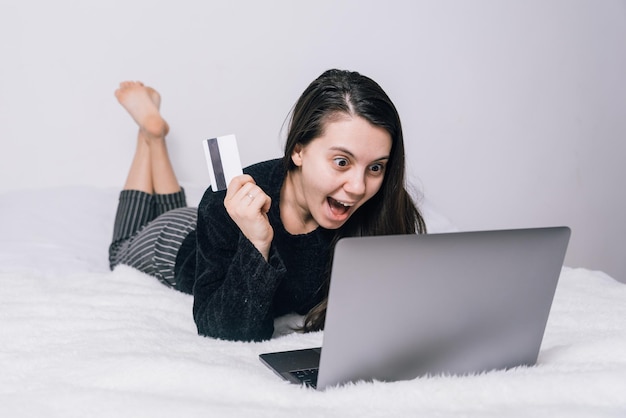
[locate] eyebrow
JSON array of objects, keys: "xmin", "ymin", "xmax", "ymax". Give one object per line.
[{"xmin": 329, "ymin": 146, "xmax": 390, "ymax": 162}]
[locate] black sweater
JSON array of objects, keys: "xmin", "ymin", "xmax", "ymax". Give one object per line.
[{"xmin": 174, "ymin": 159, "xmax": 335, "ymax": 342}]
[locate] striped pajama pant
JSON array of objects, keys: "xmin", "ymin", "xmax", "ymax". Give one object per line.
[{"xmin": 108, "ymin": 189, "xmax": 197, "ymax": 288}]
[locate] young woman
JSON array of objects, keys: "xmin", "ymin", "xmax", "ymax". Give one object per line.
[{"xmin": 109, "ymin": 69, "xmax": 427, "ymax": 342}]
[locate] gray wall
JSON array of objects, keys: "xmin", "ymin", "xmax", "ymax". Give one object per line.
[{"xmin": 1, "ymin": 0, "xmax": 624, "ymax": 281}]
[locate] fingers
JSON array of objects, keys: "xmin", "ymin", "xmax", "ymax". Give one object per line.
[
  {"xmin": 223, "ymin": 174, "xmax": 274, "ymax": 259},
  {"xmin": 224, "ymin": 174, "xmax": 254, "ymax": 202},
  {"xmin": 225, "ymin": 175, "xmax": 269, "ymax": 212}
]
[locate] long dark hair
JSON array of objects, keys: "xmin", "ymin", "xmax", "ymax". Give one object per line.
[{"xmin": 282, "ymin": 69, "xmax": 427, "ymax": 331}]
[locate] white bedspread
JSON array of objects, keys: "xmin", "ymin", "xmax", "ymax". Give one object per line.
[{"xmin": 1, "ymin": 187, "xmax": 625, "ymax": 417}]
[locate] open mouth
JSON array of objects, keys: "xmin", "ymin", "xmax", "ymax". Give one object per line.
[{"xmin": 327, "ymin": 197, "xmax": 354, "ymax": 217}]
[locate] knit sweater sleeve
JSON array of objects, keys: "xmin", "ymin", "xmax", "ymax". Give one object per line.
[{"xmin": 191, "ymin": 187, "xmax": 287, "ymax": 342}]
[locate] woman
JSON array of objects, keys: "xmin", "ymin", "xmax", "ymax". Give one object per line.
[{"xmin": 109, "ymin": 69, "xmax": 426, "ymax": 342}]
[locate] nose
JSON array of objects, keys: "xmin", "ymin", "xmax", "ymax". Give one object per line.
[{"xmin": 343, "ymin": 170, "xmax": 366, "ymax": 197}]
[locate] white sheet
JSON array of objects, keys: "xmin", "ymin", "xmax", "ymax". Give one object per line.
[{"xmin": 1, "ymin": 187, "xmax": 625, "ymax": 417}]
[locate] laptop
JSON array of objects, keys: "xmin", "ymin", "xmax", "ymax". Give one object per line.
[{"xmin": 259, "ymin": 226, "xmax": 571, "ymax": 390}]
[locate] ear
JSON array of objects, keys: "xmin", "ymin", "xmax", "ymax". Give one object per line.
[{"xmin": 291, "ymin": 143, "xmax": 304, "ymax": 167}]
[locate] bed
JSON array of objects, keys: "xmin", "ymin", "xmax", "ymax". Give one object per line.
[{"xmin": 1, "ymin": 185, "xmax": 625, "ymax": 417}]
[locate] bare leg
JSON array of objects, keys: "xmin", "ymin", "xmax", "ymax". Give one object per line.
[
  {"xmin": 115, "ymin": 81, "xmax": 180, "ymax": 194},
  {"xmin": 149, "ymin": 133, "xmax": 181, "ymax": 194},
  {"xmin": 123, "ymin": 129, "xmax": 153, "ymax": 193}
]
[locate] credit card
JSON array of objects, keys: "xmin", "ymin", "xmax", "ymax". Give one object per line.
[{"xmin": 203, "ymin": 134, "xmax": 243, "ymax": 192}]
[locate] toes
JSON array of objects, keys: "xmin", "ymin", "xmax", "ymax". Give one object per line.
[{"xmin": 118, "ymin": 81, "xmax": 145, "ymax": 89}]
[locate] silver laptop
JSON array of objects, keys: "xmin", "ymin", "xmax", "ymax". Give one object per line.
[{"xmin": 260, "ymin": 227, "xmax": 571, "ymax": 390}]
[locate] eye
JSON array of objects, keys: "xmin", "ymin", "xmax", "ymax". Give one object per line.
[
  {"xmin": 369, "ymin": 163, "xmax": 385, "ymax": 175},
  {"xmin": 333, "ymin": 157, "xmax": 349, "ymax": 168}
]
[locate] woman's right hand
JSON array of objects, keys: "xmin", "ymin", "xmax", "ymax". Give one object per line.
[{"xmin": 224, "ymin": 174, "xmax": 273, "ymax": 261}]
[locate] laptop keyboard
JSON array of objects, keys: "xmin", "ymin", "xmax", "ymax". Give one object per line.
[{"xmin": 290, "ymin": 368, "xmax": 318, "ymax": 388}]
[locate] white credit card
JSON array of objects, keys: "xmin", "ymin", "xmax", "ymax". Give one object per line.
[{"xmin": 202, "ymin": 134, "xmax": 243, "ymax": 192}]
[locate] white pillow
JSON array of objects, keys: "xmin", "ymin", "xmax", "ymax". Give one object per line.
[{"xmin": 0, "ymin": 186, "xmax": 119, "ymax": 275}]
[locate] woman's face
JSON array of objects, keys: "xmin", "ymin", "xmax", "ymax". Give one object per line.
[{"xmin": 288, "ymin": 114, "xmax": 392, "ymax": 231}]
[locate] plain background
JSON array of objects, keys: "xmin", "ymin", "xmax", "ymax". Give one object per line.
[{"xmin": 1, "ymin": 0, "xmax": 624, "ymax": 282}]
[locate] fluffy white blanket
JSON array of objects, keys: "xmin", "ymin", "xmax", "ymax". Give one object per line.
[
  {"xmin": 1, "ymin": 187, "xmax": 625, "ymax": 417},
  {"xmin": 1, "ymin": 267, "xmax": 625, "ymax": 417}
]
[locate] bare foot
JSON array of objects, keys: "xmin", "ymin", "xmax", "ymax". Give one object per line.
[
  {"xmin": 146, "ymin": 86, "xmax": 161, "ymax": 109},
  {"xmin": 115, "ymin": 81, "xmax": 169, "ymax": 139}
]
